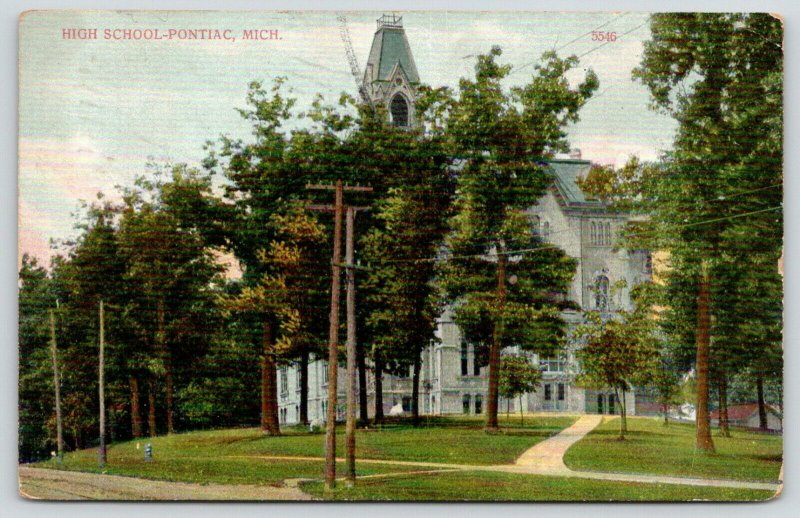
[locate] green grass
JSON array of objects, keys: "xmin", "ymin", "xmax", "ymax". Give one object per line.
[
  {"xmin": 32, "ymin": 415, "xmax": 577, "ymax": 485},
  {"xmin": 563, "ymin": 416, "xmax": 783, "ymax": 483},
  {"xmin": 301, "ymin": 470, "xmax": 777, "ymax": 502}
]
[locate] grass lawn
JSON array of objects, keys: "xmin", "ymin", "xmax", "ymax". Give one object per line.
[
  {"xmin": 33, "ymin": 415, "xmax": 576, "ymax": 485},
  {"xmin": 301, "ymin": 470, "xmax": 776, "ymax": 502},
  {"xmin": 563, "ymin": 416, "xmax": 783, "ymax": 483}
]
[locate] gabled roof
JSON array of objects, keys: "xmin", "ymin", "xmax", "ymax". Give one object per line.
[
  {"xmin": 364, "ymin": 27, "xmax": 420, "ymax": 84},
  {"xmin": 544, "ymin": 159, "xmax": 604, "ymax": 209}
]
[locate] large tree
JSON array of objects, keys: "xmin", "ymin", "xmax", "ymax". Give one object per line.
[
  {"xmin": 439, "ymin": 47, "xmax": 597, "ymax": 431},
  {"xmin": 630, "ymin": 13, "xmax": 783, "ymax": 451}
]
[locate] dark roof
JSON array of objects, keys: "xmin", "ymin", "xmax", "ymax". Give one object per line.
[
  {"xmin": 365, "ymin": 27, "xmax": 420, "ymax": 84},
  {"xmin": 545, "ymin": 159, "xmax": 604, "ymax": 209},
  {"xmin": 710, "ymin": 403, "xmax": 781, "ymax": 420}
]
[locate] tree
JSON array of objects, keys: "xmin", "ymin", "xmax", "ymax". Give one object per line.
[
  {"xmin": 360, "ymin": 97, "xmax": 454, "ymax": 426},
  {"xmin": 117, "ymin": 167, "xmax": 223, "ymax": 436},
  {"xmin": 630, "ymin": 13, "xmax": 783, "ymax": 451},
  {"xmin": 439, "ymin": 46, "xmax": 596, "ymax": 431},
  {"xmin": 498, "ymin": 355, "xmax": 541, "ymax": 425},
  {"xmin": 576, "ymin": 283, "xmax": 659, "ymax": 439}
]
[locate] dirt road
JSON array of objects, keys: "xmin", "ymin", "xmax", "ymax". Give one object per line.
[{"xmin": 18, "ymin": 466, "xmax": 314, "ymax": 501}]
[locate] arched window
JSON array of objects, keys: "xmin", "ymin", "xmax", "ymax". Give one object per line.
[
  {"xmin": 390, "ymin": 94, "xmax": 409, "ymax": 127},
  {"xmin": 530, "ymin": 215, "xmax": 541, "ymax": 236},
  {"xmin": 595, "ymin": 275, "xmax": 609, "ymax": 310},
  {"xmin": 475, "ymin": 394, "xmax": 483, "ymax": 414},
  {"xmin": 462, "ymin": 394, "xmax": 471, "ymax": 414},
  {"xmin": 604, "ymin": 223, "xmax": 611, "ymax": 245}
]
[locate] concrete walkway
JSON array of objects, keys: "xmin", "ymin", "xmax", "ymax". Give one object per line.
[
  {"xmin": 233, "ymin": 416, "xmax": 780, "ymax": 493},
  {"xmin": 514, "ymin": 413, "xmax": 602, "ymax": 474},
  {"xmin": 497, "ymin": 415, "xmax": 781, "ymax": 493}
]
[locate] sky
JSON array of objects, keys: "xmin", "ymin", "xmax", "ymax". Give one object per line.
[{"xmin": 18, "ymin": 10, "xmax": 677, "ymax": 266}]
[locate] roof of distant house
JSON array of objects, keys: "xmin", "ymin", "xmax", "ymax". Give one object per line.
[{"xmin": 710, "ymin": 403, "xmax": 781, "ymax": 421}]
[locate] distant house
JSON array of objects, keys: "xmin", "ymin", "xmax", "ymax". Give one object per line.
[{"xmin": 711, "ymin": 403, "xmax": 782, "ymax": 431}]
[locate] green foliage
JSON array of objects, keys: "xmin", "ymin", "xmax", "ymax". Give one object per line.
[{"xmin": 498, "ymin": 355, "xmax": 542, "ymax": 400}]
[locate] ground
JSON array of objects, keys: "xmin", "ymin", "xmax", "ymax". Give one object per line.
[{"xmin": 19, "ymin": 414, "xmax": 781, "ymax": 501}]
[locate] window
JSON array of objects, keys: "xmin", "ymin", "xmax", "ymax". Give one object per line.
[
  {"xmin": 540, "ymin": 356, "xmax": 565, "ymax": 373},
  {"xmin": 321, "ymin": 361, "xmax": 328, "ymax": 384},
  {"xmin": 542, "ymin": 221, "xmax": 550, "ymax": 240},
  {"xmin": 461, "ymin": 342, "xmax": 468, "ymax": 376},
  {"xmin": 473, "ymin": 345, "xmax": 483, "ymax": 376},
  {"xmin": 463, "ymin": 394, "xmax": 471, "ymax": 414},
  {"xmin": 296, "ymin": 368, "xmax": 302, "ymax": 390},
  {"xmin": 597, "ymin": 394, "xmax": 605, "ymax": 414},
  {"xmin": 557, "ymin": 383, "xmax": 565, "ymax": 401},
  {"xmin": 595, "ymin": 275, "xmax": 609, "ymax": 310},
  {"xmin": 644, "ymin": 252, "xmax": 652, "ymax": 276},
  {"xmin": 530, "ymin": 215, "xmax": 541, "ymax": 236},
  {"xmin": 390, "ymin": 94, "xmax": 409, "ymax": 127},
  {"xmin": 608, "ymin": 394, "xmax": 616, "ymax": 415},
  {"xmin": 402, "ymin": 396, "xmax": 412, "ymax": 412},
  {"xmin": 604, "ymin": 223, "xmax": 611, "ymax": 245},
  {"xmin": 544, "ymin": 384, "xmax": 552, "ymax": 401},
  {"xmin": 591, "ymin": 221, "xmax": 597, "ymax": 244},
  {"xmin": 475, "ymin": 394, "xmax": 483, "ymax": 414},
  {"xmin": 280, "ymin": 367, "xmax": 288, "ymax": 397}
]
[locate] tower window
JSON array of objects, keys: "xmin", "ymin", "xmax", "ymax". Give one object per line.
[{"xmin": 390, "ymin": 94, "xmax": 409, "ymax": 127}]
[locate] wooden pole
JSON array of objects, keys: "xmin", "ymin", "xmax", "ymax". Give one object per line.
[
  {"xmin": 345, "ymin": 206, "xmax": 357, "ymax": 485},
  {"xmin": 49, "ymin": 310, "xmax": 64, "ymax": 461},
  {"xmin": 306, "ymin": 181, "xmax": 372, "ymax": 491},
  {"xmin": 324, "ymin": 180, "xmax": 344, "ymax": 491},
  {"xmin": 99, "ymin": 300, "xmax": 107, "ymax": 467}
]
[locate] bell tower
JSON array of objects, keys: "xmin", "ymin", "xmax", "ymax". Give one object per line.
[{"xmin": 363, "ymin": 14, "xmax": 420, "ymax": 128}]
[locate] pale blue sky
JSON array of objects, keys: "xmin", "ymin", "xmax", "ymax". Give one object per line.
[{"xmin": 18, "ymin": 10, "xmax": 676, "ymax": 263}]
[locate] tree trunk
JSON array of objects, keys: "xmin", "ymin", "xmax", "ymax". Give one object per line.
[
  {"xmin": 485, "ymin": 249, "xmax": 507, "ymax": 432},
  {"xmin": 357, "ymin": 343, "xmax": 369, "ymax": 423},
  {"xmin": 374, "ymin": 357, "xmax": 384, "ymax": 425},
  {"xmin": 695, "ymin": 268, "xmax": 715, "ymax": 452},
  {"xmin": 519, "ymin": 394, "xmax": 524, "ymax": 426},
  {"xmin": 663, "ymin": 403, "xmax": 669, "ymax": 426},
  {"xmin": 130, "ymin": 376, "xmax": 142, "ymax": 438},
  {"xmin": 148, "ymin": 381, "xmax": 157, "ymax": 438},
  {"xmin": 157, "ymin": 298, "xmax": 174, "ymax": 435},
  {"xmin": 718, "ymin": 373, "xmax": 730, "ymax": 437},
  {"xmin": 261, "ymin": 320, "xmax": 281, "ymax": 436},
  {"xmin": 165, "ymin": 362, "xmax": 174, "ymax": 435},
  {"xmin": 411, "ymin": 350, "xmax": 422, "ymax": 427},
  {"xmin": 299, "ymin": 349, "xmax": 309, "ymax": 425},
  {"xmin": 757, "ymin": 375, "xmax": 768, "ymax": 430},
  {"xmin": 618, "ymin": 385, "xmax": 628, "ymax": 438}
]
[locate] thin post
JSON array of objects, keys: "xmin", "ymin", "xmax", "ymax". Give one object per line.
[
  {"xmin": 99, "ymin": 300, "xmax": 107, "ymax": 467},
  {"xmin": 49, "ymin": 310, "xmax": 64, "ymax": 461},
  {"xmin": 324, "ymin": 180, "xmax": 344, "ymax": 491},
  {"xmin": 345, "ymin": 206, "xmax": 357, "ymax": 485}
]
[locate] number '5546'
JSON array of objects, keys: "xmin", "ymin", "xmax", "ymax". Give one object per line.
[{"xmin": 591, "ymin": 31, "xmax": 617, "ymax": 42}]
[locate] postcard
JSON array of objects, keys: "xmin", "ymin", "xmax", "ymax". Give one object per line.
[{"xmin": 18, "ymin": 10, "xmax": 783, "ymax": 501}]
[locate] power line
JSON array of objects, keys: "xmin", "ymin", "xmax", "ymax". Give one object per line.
[{"xmin": 377, "ymin": 205, "xmax": 782, "ymax": 265}]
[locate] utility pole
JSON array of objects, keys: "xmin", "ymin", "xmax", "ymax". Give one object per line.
[
  {"xmin": 344, "ymin": 206, "xmax": 359, "ymax": 485},
  {"xmin": 307, "ymin": 181, "xmax": 372, "ymax": 491},
  {"xmin": 49, "ymin": 309, "xmax": 63, "ymax": 462},
  {"xmin": 99, "ymin": 300, "xmax": 107, "ymax": 468}
]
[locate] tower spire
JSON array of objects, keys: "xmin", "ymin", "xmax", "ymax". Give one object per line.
[{"xmin": 363, "ymin": 13, "xmax": 420, "ymax": 127}]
